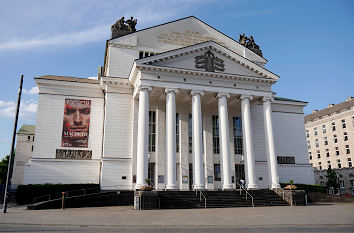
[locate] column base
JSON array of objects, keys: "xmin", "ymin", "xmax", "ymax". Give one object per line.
[
  {"xmin": 135, "ymin": 183, "xmax": 147, "ymax": 190},
  {"xmin": 193, "ymin": 184, "xmax": 205, "ymax": 190},
  {"xmin": 222, "ymin": 184, "xmax": 234, "ymax": 190},
  {"xmin": 246, "ymin": 184, "xmax": 259, "ymax": 190},
  {"xmin": 271, "ymin": 183, "xmax": 281, "ymax": 189},
  {"xmin": 165, "ymin": 184, "xmax": 179, "ymax": 190}
]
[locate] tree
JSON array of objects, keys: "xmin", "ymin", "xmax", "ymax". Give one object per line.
[
  {"xmin": 0, "ymin": 155, "xmax": 9, "ymax": 184},
  {"xmin": 326, "ymin": 168, "xmax": 339, "ymax": 189}
]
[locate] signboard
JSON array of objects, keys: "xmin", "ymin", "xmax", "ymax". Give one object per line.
[
  {"xmin": 56, "ymin": 149, "xmax": 92, "ymax": 160},
  {"xmin": 61, "ymin": 99, "xmax": 91, "ymax": 148}
]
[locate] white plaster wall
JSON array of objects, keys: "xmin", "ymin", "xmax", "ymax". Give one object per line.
[
  {"xmin": 101, "ymin": 160, "xmax": 132, "ymax": 190},
  {"xmin": 107, "ymin": 46, "xmax": 138, "ymax": 78},
  {"xmin": 12, "ymin": 135, "xmax": 34, "ymax": 187},
  {"xmin": 278, "ymin": 165, "xmax": 315, "ymax": 184}
]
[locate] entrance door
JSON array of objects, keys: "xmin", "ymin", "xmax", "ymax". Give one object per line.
[
  {"xmin": 148, "ymin": 163, "xmax": 155, "ymax": 187},
  {"xmin": 235, "ymin": 164, "xmax": 245, "ymax": 183},
  {"xmin": 189, "ymin": 163, "xmax": 193, "ymax": 190}
]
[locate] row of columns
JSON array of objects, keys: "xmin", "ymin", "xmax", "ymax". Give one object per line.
[{"xmin": 135, "ymin": 86, "xmax": 280, "ymax": 190}]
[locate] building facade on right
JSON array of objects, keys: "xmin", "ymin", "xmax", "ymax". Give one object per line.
[{"xmin": 305, "ymin": 97, "xmax": 354, "ymax": 194}]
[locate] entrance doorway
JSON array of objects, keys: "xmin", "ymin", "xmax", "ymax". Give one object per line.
[
  {"xmin": 235, "ymin": 164, "xmax": 245, "ymax": 184},
  {"xmin": 189, "ymin": 163, "xmax": 193, "ymax": 190},
  {"xmin": 148, "ymin": 163, "xmax": 155, "ymax": 187}
]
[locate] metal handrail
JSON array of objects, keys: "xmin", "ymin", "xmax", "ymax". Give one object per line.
[
  {"xmin": 33, "ymin": 187, "xmax": 100, "ymax": 203},
  {"xmin": 236, "ymin": 182, "xmax": 254, "ymax": 207},
  {"xmin": 195, "ymin": 189, "xmax": 207, "ymax": 209}
]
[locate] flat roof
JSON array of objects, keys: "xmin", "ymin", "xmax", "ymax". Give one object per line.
[{"xmin": 35, "ymin": 75, "xmax": 99, "ymax": 84}]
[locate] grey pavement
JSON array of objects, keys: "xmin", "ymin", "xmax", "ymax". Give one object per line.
[{"xmin": 0, "ymin": 203, "xmax": 354, "ymax": 232}]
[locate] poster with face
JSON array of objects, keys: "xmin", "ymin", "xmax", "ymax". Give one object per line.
[{"xmin": 61, "ymin": 99, "xmax": 91, "ymax": 148}]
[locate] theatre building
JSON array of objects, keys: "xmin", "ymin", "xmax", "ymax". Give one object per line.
[{"xmin": 23, "ymin": 16, "xmax": 315, "ymax": 190}]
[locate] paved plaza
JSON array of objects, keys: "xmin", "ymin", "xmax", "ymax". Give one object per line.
[{"xmin": 0, "ymin": 203, "xmax": 353, "ymax": 232}]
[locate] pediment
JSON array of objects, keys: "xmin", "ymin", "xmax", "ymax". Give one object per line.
[{"xmin": 135, "ymin": 41, "xmax": 279, "ymax": 81}]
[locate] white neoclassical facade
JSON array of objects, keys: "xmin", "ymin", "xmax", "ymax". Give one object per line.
[{"xmin": 23, "ymin": 16, "xmax": 315, "ymax": 190}]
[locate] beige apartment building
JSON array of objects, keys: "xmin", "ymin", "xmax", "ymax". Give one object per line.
[{"xmin": 305, "ymin": 97, "xmax": 354, "ymax": 194}]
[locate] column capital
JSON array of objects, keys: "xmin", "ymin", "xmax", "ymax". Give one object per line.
[
  {"xmin": 190, "ymin": 90, "xmax": 204, "ymax": 96},
  {"xmin": 165, "ymin": 88, "xmax": 179, "ymax": 94},
  {"xmin": 139, "ymin": 85, "xmax": 152, "ymax": 92},
  {"xmin": 217, "ymin": 93, "xmax": 230, "ymax": 98},
  {"xmin": 262, "ymin": 96, "xmax": 274, "ymax": 102},
  {"xmin": 240, "ymin": 95, "xmax": 253, "ymax": 100}
]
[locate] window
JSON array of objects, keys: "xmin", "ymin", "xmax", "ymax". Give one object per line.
[
  {"xmin": 322, "ymin": 125, "xmax": 326, "ymax": 134},
  {"xmin": 319, "ymin": 162, "xmax": 322, "ymax": 170},
  {"xmin": 306, "ymin": 130, "xmax": 309, "ymax": 138},
  {"xmin": 342, "ymin": 119, "xmax": 346, "ymax": 129},
  {"xmin": 233, "ymin": 117, "xmax": 243, "ymax": 154},
  {"xmin": 277, "ymin": 156, "xmax": 295, "ymax": 164},
  {"xmin": 212, "ymin": 115, "xmax": 220, "ymax": 154},
  {"xmin": 320, "ymin": 181, "xmax": 325, "ymax": 186},
  {"xmin": 314, "ymin": 127, "xmax": 318, "ymax": 136},
  {"xmin": 27, "ymin": 136, "xmax": 30, "ymax": 141},
  {"xmin": 346, "ymin": 145, "xmax": 350, "ymax": 154},
  {"xmin": 337, "ymin": 159, "xmax": 341, "ymax": 169},
  {"xmin": 139, "ymin": 50, "xmax": 156, "ymax": 58},
  {"xmin": 214, "ymin": 164, "xmax": 221, "ymax": 181},
  {"xmin": 309, "ymin": 152, "xmax": 312, "ymax": 160},
  {"xmin": 339, "ymin": 180, "xmax": 344, "ymax": 188},
  {"xmin": 148, "ymin": 111, "xmax": 156, "ymax": 152},
  {"xmin": 188, "ymin": 114, "xmax": 192, "ymax": 153},
  {"xmin": 332, "ymin": 122, "xmax": 336, "ymax": 131},
  {"xmin": 307, "ymin": 141, "xmax": 311, "ymax": 149},
  {"xmin": 315, "ymin": 139, "xmax": 319, "ymax": 147},
  {"xmin": 335, "ymin": 147, "xmax": 339, "ymax": 156},
  {"xmin": 344, "ymin": 132, "xmax": 348, "ymax": 141},
  {"xmin": 333, "ymin": 134, "xmax": 338, "ymax": 143},
  {"xmin": 33, "ymin": 136, "xmax": 35, "ymax": 141},
  {"xmin": 324, "ymin": 137, "xmax": 328, "ymax": 145},
  {"xmin": 176, "ymin": 113, "xmax": 179, "ymax": 153},
  {"xmin": 326, "ymin": 148, "xmax": 330, "ymax": 157},
  {"xmin": 31, "ymin": 145, "xmax": 33, "ymax": 152},
  {"xmin": 348, "ymin": 158, "xmax": 352, "ymax": 168},
  {"xmin": 352, "ymin": 117, "xmax": 354, "ymax": 126},
  {"xmin": 350, "ymin": 180, "xmax": 354, "ymax": 187},
  {"xmin": 327, "ymin": 161, "xmax": 331, "ymax": 169},
  {"xmin": 317, "ymin": 150, "xmax": 321, "ymax": 158}
]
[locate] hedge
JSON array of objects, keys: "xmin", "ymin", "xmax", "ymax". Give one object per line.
[
  {"xmin": 280, "ymin": 183, "xmax": 327, "ymax": 194},
  {"xmin": 16, "ymin": 183, "xmax": 100, "ymax": 205}
]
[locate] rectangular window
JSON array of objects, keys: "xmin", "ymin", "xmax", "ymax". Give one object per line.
[
  {"xmin": 309, "ymin": 152, "xmax": 312, "ymax": 160},
  {"xmin": 139, "ymin": 51, "xmax": 144, "ymax": 59},
  {"xmin": 314, "ymin": 127, "xmax": 318, "ymax": 136},
  {"xmin": 31, "ymin": 145, "xmax": 33, "ymax": 152},
  {"xmin": 335, "ymin": 147, "xmax": 339, "ymax": 156},
  {"xmin": 322, "ymin": 125, "xmax": 326, "ymax": 134},
  {"xmin": 326, "ymin": 148, "xmax": 330, "ymax": 157},
  {"xmin": 319, "ymin": 162, "xmax": 322, "ymax": 171},
  {"xmin": 342, "ymin": 119, "xmax": 346, "ymax": 129},
  {"xmin": 344, "ymin": 132, "xmax": 348, "ymax": 141},
  {"xmin": 324, "ymin": 137, "xmax": 328, "ymax": 145},
  {"xmin": 346, "ymin": 145, "xmax": 350, "ymax": 154},
  {"xmin": 317, "ymin": 150, "xmax": 321, "ymax": 158},
  {"xmin": 27, "ymin": 136, "xmax": 30, "ymax": 141},
  {"xmin": 188, "ymin": 114, "xmax": 192, "ymax": 153},
  {"xmin": 320, "ymin": 181, "xmax": 325, "ymax": 186},
  {"xmin": 306, "ymin": 130, "xmax": 309, "ymax": 138},
  {"xmin": 337, "ymin": 159, "xmax": 341, "ymax": 169},
  {"xmin": 339, "ymin": 180, "xmax": 344, "ymax": 188},
  {"xmin": 214, "ymin": 164, "xmax": 221, "ymax": 181},
  {"xmin": 176, "ymin": 113, "xmax": 179, "ymax": 153},
  {"xmin": 233, "ymin": 117, "xmax": 243, "ymax": 154},
  {"xmin": 307, "ymin": 141, "xmax": 311, "ymax": 149},
  {"xmin": 351, "ymin": 180, "xmax": 354, "ymax": 187},
  {"xmin": 277, "ymin": 156, "xmax": 295, "ymax": 164},
  {"xmin": 333, "ymin": 134, "xmax": 338, "ymax": 143},
  {"xmin": 327, "ymin": 161, "xmax": 331, "ymax": 169},
  {"xmin": 315, "ymin": 139, "xmax": 319, "ymax": 147},
  {"xmin": 148, "ymin": 111, "xmax": 156, "ymax": 152},
  {"xmin": 348, "ymin": 158, "xmax": 352, "ymax": 167},
  {"xmin": 332, "ymin": 122, "xmax": 336, "ymax": 131},
  {"xmin": 212, "ymin": 115, "xmax": 220, "ymax": 154}
]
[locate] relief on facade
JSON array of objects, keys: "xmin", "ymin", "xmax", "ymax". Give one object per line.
[
  {"xmin": 56, "ymin": 149, "xmax": 92, "ymax": 160},
  {"xmin": 195, "ymin": 50, "xmax": 225, "ymax": 72}
]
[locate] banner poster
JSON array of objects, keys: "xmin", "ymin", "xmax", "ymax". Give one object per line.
[{"xmin": 61, "ymin": 98, "xmax": 91, "ymax": 148}]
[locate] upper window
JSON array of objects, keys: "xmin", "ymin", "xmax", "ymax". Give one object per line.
[
  {"xmin": 233, "ymin": 117, "xmax": 243, "ymax": 154},
  {"xmin": 214, "ymin": 164, "xmax": 221, "ymax": 181},
  {"xmin": 314, "ymin": 127, "xmax": 318, "ymax": 136},
  {"xmin": 332, "ymin": 122, "xmax": 336, "ymax": 131},
  {"xmin": 309, "ymin": 152, "xmax": 312, "ymax": 160},
  {"xmin": 148, "ymin": 111, "xmax": 156, "ymax": 152},
  {"xmin": 348, "ymin": 158, "xmax": 352, "ymax": 168},
  {"xmin": 344, "ymin": 132, "xmax": 348, "ymax": 141},
  {"xmin": 333, "ymin": 134, "xmax": 338, "ymax": 143},
  {"xmin": 322, "ymin": 125, "xmax": 326, "ymax": 134},
  {"xmin": 346, "ymin": 145, "xmax": 350, "ymax": 154},
  {"xmin": 335, "ymin": 147, "xmax": 340, "ymax": 156},
  {"xmin": 212, "ymin": 116, "xmax": 220, "ymax": 154},
  {"xmin": 306, "ymin": 130, "xmax": 309, "ymax": 138},
  {"xmin": 317, "ymin": 150, "xmax": 321, "ymax": 158},
  {"xmin": 324, "ymin": 136, "xmax": 328, "ymax": 145},
  {"xmin": 315, "ymin": 139, "xmax": 319, "ymax": 147},
  {"xmin": 307, "ymin": 141, "xmax": 311, "ymax": 149},
  {"xmin": 342, "ymin": 119, "xmax": 346, "ymax": 129},
  {"xmin": 326, "ymin": 148, "xmax": 330, "ymax": 157}
]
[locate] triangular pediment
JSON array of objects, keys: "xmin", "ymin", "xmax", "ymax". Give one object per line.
[{"xmin": 134, "ymin": 41, "xmax": 279, "ymax": 81}]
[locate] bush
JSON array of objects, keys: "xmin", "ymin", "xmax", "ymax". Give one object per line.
[
  {"xmin": 15, "ymin": 183, "xmax": 100, "ymax": 205},
  {"xmin": 280, "ymin": 183, "xmax": 327, "ymax": 194}
]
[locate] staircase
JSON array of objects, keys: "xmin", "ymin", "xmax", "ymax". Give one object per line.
[{"xmin": 158, "ymin": 189, "xmax": 288, "ymax": 209}]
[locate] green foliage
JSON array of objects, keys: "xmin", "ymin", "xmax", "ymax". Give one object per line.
[
  {"xmin": 325, "ymin": 168, "xmax": 339, "ymax": 189},
  {"xmin": 0, "ymin": 155, "xmax": 9, "ymax": 184},
  {"xmin": 15, "ymin": 183, "xmax": 100, "ymax": 205},
  {"xmin": 280, "ymin": 183, "xmax": 327, "ymax": 193},
  {"xmin": 289, "ymin": 179, "xmax": 294, "ymax": 184}
]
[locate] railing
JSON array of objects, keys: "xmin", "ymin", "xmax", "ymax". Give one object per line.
[
  {"xmin": 274, "ymin": 187, "xmax": 293, "ymax": 206},
  {"xmin": 195, "ymin": 189, "xmax": 207, "ymax": 209},
  {"xmin": 236, "ymin": 182, "xmax": 254, "ymax": 207},
  {"xmin": 33, "ymin": 187, "xmax": 101, "ymax": 203}
]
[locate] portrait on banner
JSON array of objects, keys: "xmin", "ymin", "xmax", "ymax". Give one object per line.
[{"xmin": 61, "ymin": 98, "xmax": 91, "ymax": 148}]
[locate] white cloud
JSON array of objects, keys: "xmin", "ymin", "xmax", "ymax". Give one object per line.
[
  {"xmin": 23, "ymin": 86, "xmax": 39, "ymax": 95},
  {"xmin": 0, "ymin": 99, "xmax": 38, "ymax": 118}
]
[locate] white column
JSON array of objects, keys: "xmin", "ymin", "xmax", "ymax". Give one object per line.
[
  {"xmin": 240, "ymin": 95, "xmax": 258, "ymax": 189},
  {"xmin": 191, "ymin": 90, "xmax": 205, "ymax": 190},
  {"xmin": 263, "ymin": 97, "xmax": 280, "ymax": 189},
  {"xmin": 165, "ymin": 88, "xmax": 179, "ymax": 190},
  {"xmin": 135, "ymin": 86, "xmax": 151, "ymax": 190},
  {"xmin": 217, "ymin": 93, "xmax": 233, "ymax": 190}
]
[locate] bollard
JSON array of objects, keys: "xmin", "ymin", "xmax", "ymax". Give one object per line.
[{"xmin": 61, "ymin": 192, "xmax": 66, "ymax": 210}]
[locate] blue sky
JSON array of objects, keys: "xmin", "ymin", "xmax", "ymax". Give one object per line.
[{"xmin": 0, "ymin": 0, "xmax": 353, "ymax": 158}]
